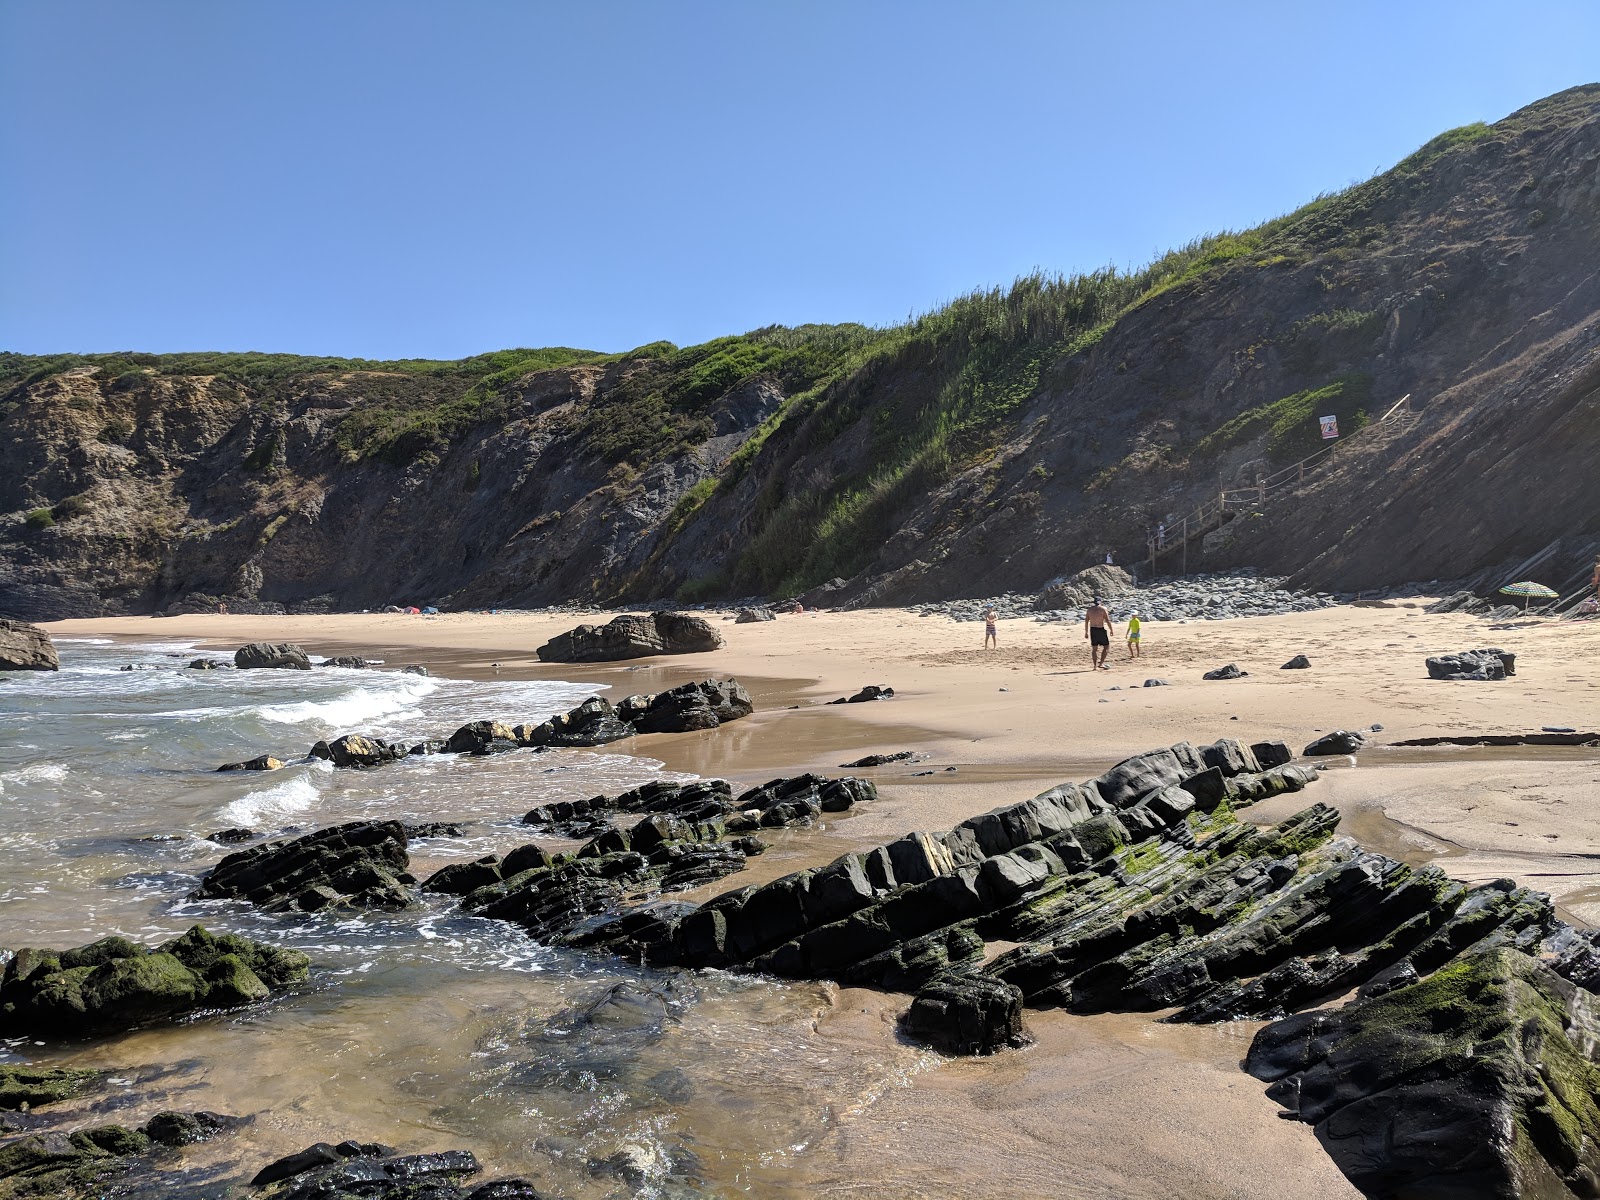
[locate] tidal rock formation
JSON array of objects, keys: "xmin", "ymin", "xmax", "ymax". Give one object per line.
[
  {"xmin": 842, "ymin": 751, "xmax": 917, "ymax": 767},
  {"xmin": 250, "ymin": 1142, "xmax": 520, "ymax": 1199},
  {"xmin": 234, "ymin": 642, "xmax": 312, "ymax": 670},
  {"xmin": 831, "ymin": 685, "xmax": 894, "ymax": 703},
  {"xmin": 191, "ymin": 820, "xmax": 415, "ymax": 911},
  {"xmin": 323, "ymin": 655, "xmax": 369, "ymax": 669},
  {"xmin": 519, "ymin": 680, "xmax": 753, "ymax": 747},
  {"xmin": 0, "ymin": 926, "xmax": 309, "ymax": 1037},
  {"xmin": 535, "ymin": 611, "xmax": 723, "ymax": 663},
  {"xmin": 187, "ymin": 657, "xmax": 227, "ymax": 670},
  {"xmin": 1302, "ymin": 730, "xmax": 1368, "ymax": 756},
  {"xmin": 1247, "ymin": 949, "xmax": 1600, "ymax": 1200},
  {"xmin": 320, "ymin": 734, "xmax": 410, "ymax": 768},
  {"xmin": 0, "ymin": 1110, "xmax": 240, "ymax": 1197},
  {"xmin": 0, "ymin": 618, "xmax": 57, "ymax": 671},
  {"xmin": 0, "ymin": 1064, "xmax": 98, "ymax": 1110},
  {"xmin": 1427, "ymin": 648, "xmax": 1518, "ymax": 680},
  {"xmin": 516, "ymin": 698, "xmax": 635, "ymax": 747},
  {"xmin": 443, "ymin": 720, "xmax": 520, "ymax": 755},
  {"xmin": 901, "ymin": 973, "xmax": 1031, "ymax": 1056},
  {"xmin": 1202, "ymin": 663, "xmax": 1247, "ymax": 680},
  {"xmin": 216, "ymin": 754, "xmax": 284, "ymax": 772}
]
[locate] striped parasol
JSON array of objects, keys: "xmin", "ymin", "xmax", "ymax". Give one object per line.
[{"xmin": 1499, "ymin": 580, "xmax": 1558, "ymax": 612}]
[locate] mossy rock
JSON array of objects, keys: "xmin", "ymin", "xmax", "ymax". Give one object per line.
[
  {"xmin": 199, "ymin": 954, "xmax": 270, "ymax": 1007},
  {"xmin": 1247, "ymin": 948, "xmax": 1600, "ymax": 1198},
  {"xmin": 0, "ymin": 1065, "xmax": 98, "ymax": 1111}
]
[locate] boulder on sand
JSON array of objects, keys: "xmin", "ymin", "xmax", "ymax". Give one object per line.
[
  {"xmin": 535, "ymin": 611, "xmax": 724, "ymax": 663},
  {"xmin": 1426, "ymin": 648, "xmax": 1516, "ymax": 681},
  {"xmin": 1034, "ymin": 565, "xmax": 1135, "ymax": 611},
  {"xmin": 735, "ymin": 607, "xmax": 775, "ymax": 623},
  {"xmin": 900, "ymin": 973, "xmax": 1030, "ymax": 1055},
  {"xmin": 0, "ymin": 617, "xmax": 58, "ymax": 671},
  {"xmin": 234, "ymin": 642, "xmax": 312, "ymax": 670},
  {"xmin": 830, "ymin": 685, "xmax": 895, "ymax": 704},
  {"xmin": 1202, "ymin": 663, "xmax": 1248, "ymax": 680},
  {"xmin": 1303, "ymin": 730, "xmax": 1368, "ymax": 756},
  {"xmin": 1280, "ymin": 654, "xmax": 1311, "ymax": 670}
]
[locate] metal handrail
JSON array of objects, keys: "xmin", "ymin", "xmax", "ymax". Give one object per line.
[{"xmin": 1146, "ymin": 394, "xmax": 1414, "ymax": 572}]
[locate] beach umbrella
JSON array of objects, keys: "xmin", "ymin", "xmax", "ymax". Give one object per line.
[{"xmin": 1499, "ymin": 581, "xmax": 1558, "ymax": 612}]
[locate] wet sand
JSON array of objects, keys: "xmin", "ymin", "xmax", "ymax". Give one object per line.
[{"xmin": 43, "ymin": 602, "xmax": 1600, "ymax": 1197}]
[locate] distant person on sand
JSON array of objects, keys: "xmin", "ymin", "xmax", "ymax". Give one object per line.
[
  {"xmin": 1126, "ymin": 611, "xmax": 1142, "ymax": 659},
  {"xmin": 1084, "ymin": 596, "xmax": 1115, "ymax": 670},
  {"xmin": 792, "ymin": 600, "xmax": 805, "ymax": 615},
  {"xmin": 983, "ymin": 605, "xmax": 998, "ymax": 649}
]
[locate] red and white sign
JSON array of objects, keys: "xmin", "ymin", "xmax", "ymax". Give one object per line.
[{"xmin": 1319, "ymin": 415, "xmax": 1339, "ymax": 440}]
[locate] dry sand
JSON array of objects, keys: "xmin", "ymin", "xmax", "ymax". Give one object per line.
[{"xmin": 46, "ymin": 602, "xmax": 1600, "ymax": 1198}]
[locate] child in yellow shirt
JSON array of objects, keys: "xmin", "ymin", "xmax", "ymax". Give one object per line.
[{"xmin": 1126, "ymin": 612, "xmax": 1143, "ymax": 659}]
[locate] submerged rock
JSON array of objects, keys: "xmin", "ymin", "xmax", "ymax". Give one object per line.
[
  {"xmin": 0, "ymin": 618, "xmax": 58, "ymax": 672},
  {"xmin": 191, "ymin": 820, "xmax": 414, "ymax": 912},
  {"xmin": 0, "ymin": 926, "xmax": 308, "ymax": 1037},
  {"xmin": 1247, "ymin": 949, "xmax": 1600, "ymax": 1200},
  {"xmin": 0, "ymin": 1064, "xmax": 99, "ymax": 1110},
  {"xmin": 234, "ymin": 642, "xmax": 312, "ymax": 670},
  {"xmin": 535, "ymin": 611, "xmax": 723, "ymax": 663},
  {"xmin": 250, "ymin": 1141, "xmax": 502, "ymax": 1198},
  {"xmin": 323, "ymin": 656, "xmax": 369, "ymax": 669},
  {"xmin": 216, "ymin": 754, "xmax": 283, "ymax": 772}
]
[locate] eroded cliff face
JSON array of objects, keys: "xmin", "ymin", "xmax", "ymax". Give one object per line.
[{"xmin": 2, "ymin": 86, "xmax": 1597, "ymax": 619}]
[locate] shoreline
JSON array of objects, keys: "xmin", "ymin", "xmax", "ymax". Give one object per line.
[{"xmin": 32, "ymin": 603, "xmax": 1600, "ymax": 1198}]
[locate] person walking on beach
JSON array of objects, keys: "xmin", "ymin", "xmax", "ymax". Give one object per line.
[
  {"xmin": 1126, "ymin": 611, "xmax": 1142, "ymax": 659},
  {"xmin": 1084, "ymin": 596, "xmax": 1115, "ymax": 670},
  {"xmin": 983, "ymin": 605, "xmax": 998, "ymax": 650}
]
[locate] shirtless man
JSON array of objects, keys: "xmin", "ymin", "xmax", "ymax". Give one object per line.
[{"xmin": 1084, "ymin": 596, "xmax": 1115, "ymax": 670}]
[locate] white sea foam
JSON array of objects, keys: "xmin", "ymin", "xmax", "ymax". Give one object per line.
[
  {"xmin": 0, "ymin": 763, "xmax": 68, "ymax": 796},
  {"xmin": 255, "ymin": 676, "xmax": 438, "ymax": 727},
  {"xmin": 218, "ymin": 771, "xmax": 322, "ymax": 827},
  {"xmin": 51, "ymin": 637, "xmax": 117, "ymax": 645}
]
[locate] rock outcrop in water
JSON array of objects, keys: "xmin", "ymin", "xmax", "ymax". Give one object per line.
[
  {"xmin": 190, "ymin": 820, "xmax": 415, "ymax": 911},
  {"xmin": 0, "ymin": 618, "xmax": 57, "ymax": 672},
  {"xmin": 234, "ymin": 642, "xmax": 312, "ymax": 670},
  {"xmin": 0, "ymin": 926, "xmax": 309, "ymax": 1037},
  {"xmin": 535, "ymin": 611, "xmax": 723, "ymax": 662},
  {"xmin": 1247, "ymin": 948, "xmax": 1600, "ymax": 1200},
  {"xmin": 250, "ymin": 1142, "xmax": 532, "ymax": 1199},
  {"xmin": 0, "ymin": 1111, "xmax": 242, "ymax": 1198}
]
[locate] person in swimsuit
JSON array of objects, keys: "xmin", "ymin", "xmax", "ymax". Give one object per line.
[
  {"xmin": 1084, "ymin": 596, "xmax": 1115, "ymax": 670},
  {"xmin": 1126, "ymin": 611, "xmax": 1142, "ymax": 659},
  {"xmin": 983, "ymin": 606, "xmax": 998, "ymax": 649}
]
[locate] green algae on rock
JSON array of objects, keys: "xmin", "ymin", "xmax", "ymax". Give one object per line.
[
  {"xmin": 0, "ymin": 926, "xmax": 309, "ymax": 1038},
  {"xmin": 1247, "ymin": 948, "xmax": 1600, "ymax": 1200}
]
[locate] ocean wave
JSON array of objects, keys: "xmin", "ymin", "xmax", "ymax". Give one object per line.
[
  {"xmin": 255, "ymin": 676, "xmax": 439, "ymax": 727},
  {"xmin": 51, "ymin": 637, "xmax": 117, "ymax": 645},
  {"xmin": 217, "ymin": 770, "xmax": 322, "ymax": 827}
]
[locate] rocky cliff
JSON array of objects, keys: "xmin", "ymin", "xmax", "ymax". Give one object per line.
[{"xmin": 3, "ymin": 86, "xmax": 1597, "ymax": 619}]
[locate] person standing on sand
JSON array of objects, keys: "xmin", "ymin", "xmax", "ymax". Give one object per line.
[
  {"xmin": 1126, "ymin": 611, "xmax": 1142, "ymax": 659},
  {"xmin": 983, "ymin": 605, "xmax": 998, "ymax": 650},
  {"xmin": 1084, "ymin": 596, "xmax": 1115, "ymax": 671}
]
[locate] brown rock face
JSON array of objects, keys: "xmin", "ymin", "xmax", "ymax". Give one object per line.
[
  {"xmin": 536, "ymin": 612, "xmax": 724, "ymax": 663},
  {"xmin": 0, "ymin": 618, "xmax": 58, "ymax": 671}
]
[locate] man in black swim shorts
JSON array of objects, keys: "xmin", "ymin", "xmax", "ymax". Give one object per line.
[{"xmin": 1084, "ymin": 595, "xmax": 1115, "ymax": 671}]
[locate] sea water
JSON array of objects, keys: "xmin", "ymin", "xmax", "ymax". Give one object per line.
[{"xmin": 0, "ymin": 640, "xmax": 936, "ymax": 1198}]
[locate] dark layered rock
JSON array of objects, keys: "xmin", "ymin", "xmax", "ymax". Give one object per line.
[
  {"xmin": 251, "ymin": 1141, "xmax": 517, "ymax": 1199},
  {"xmin": 0, "ymin": 618, "xmax": 57, "ymax": 671},
  {"xmin": 842, "ymin": 751, "xmax": 917, "ymax": 767},
  {"xmin": 1427, "ymin": 647, "xmax": 1518, "ymax": 681},
  {"xmin": 190, "ymin": 820, "xmax": 414, "ymax": 912},
  {"xmin": 443, "ymin": 720, "xmax": 520, "ymax": 755},
  {"xmin": 535, "ymin": 611, "xmax": 723, "ymax": 663},
  {"xmin": 216, "ymin": 754, "xmax": 284, "ymax": 772},
  {"xmin": 901, "ymin": 973, "xmax": 1030, "ymax": 1056},
  {"xmin": 631, "ymin": 678, "xmax": 753, "ymax": 734},
  {"xmin": 0, "ymin": 926, "xmax": 309, "ymax": 1037},
  {"xmin": 0, "ymin": 1109, "xmax": 239, "ymax": 1196},
  {"xmin": 323, "ymin": 656, "xmax": 369, "ymax": 669},
  {"xmin": 0, "ymin": 1065, "xmax": 97, "ymax": 1110},
  {"xmin": 518, "ymin": 697, "xmax": 635, "ymax": 747},
  {"xmin": 831, "ymin": 685, "xmax": 894, "ymax": 704},
  {"xmin": 1247, "ymin": 948, "xmax": 1600, "ymax": 1200},
  {"xmin": 324, "ymin": 734, "xmax": 409, "ymax": 768},
  {"xmin": 1280, "ymin": 654, "xmax": 1311, "ymax": 669},
  {"xmin": 1202, "ymin": 663, "xmax": 1247, "ymax": 680},
  {"xmin": 1303, "ymin": 729, "xmax": 1368, "ymax": 756},
  {"xmin": 234, "ymin": 642, "xmax": 312, "ymax": 670},
  {"xmin": 187, "ymin": 657, "xmax": 227, "ymax": 670},
  {"xmin": 735, "ymin": 607, "xmax": 775, "ymax": 623}
]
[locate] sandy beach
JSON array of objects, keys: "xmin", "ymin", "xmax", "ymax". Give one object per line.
[{"xmin": 39, "ymin": 601, "xmax": 1600, "ymax": 1199}]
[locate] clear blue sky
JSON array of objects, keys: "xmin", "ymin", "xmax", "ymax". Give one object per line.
[{"xmin": 3, "ymin": 1, "xmax": 1597, "ymax": 360}]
